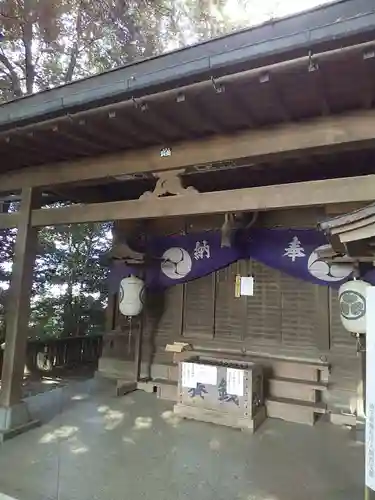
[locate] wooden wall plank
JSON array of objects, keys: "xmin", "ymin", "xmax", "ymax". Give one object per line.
[
  {"xmin": 214, "ymin": 261, "xmax": 247, "ymax": 342},
  {"xmin": 245, "ymin": 260, "xmax": 282, "ymax": 347},
  {"xmin": 280, "ymin": 276, "xmax": 320, "ymax": 350},
  {"xmin": 182, "ymin": 274, "xmax": 215, "ymax": 339}
]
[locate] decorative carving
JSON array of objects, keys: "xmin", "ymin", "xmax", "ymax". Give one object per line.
[{"xmin": 139, "ymin": 170, "xmax": 198, "ymax": 199}]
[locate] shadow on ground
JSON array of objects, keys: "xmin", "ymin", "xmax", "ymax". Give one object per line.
[{"xmin": 0, "ymin": 380, "xmax": 365, "ymax": 500}]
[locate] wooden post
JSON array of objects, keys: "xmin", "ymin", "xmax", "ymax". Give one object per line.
[
  {"xmin": 134, "ymin": 315, "xmax": 143, "ymax": 383},
  {"xmin": 0, "ymin": 188, "xmax": 40, "ymax": 408},
  {"xmin": 105, "ymin": 292, "xmax": 116, "ymax": 332}
]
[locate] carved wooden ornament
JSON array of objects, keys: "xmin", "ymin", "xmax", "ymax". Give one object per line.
[{"xmin": 139, "ymin": 170, "xmax": 198, "ymax": 199}]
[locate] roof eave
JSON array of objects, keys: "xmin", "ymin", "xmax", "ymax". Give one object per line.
[{"xmin": 0, "ymin": 0, "xmax": 374, "ymax": 130}]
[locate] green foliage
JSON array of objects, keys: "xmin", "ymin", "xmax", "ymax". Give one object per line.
[
  {"xmin": 29, "ymin": 221, "xmax": 112, "ymax": 339},
  {"xmin": 0, "ymin": 218, "xmax": 112, "ymax": 340},
  {"xmin": 0, "ymin": 203, "xmax": 18, "ymax": 341},
  {"xmin": 0, "ymin": 0, "xmax": 254, "ymax": 99},
  {"xmin": 0, "ymin": 0, "xmax": 255, "ymax": 338}
]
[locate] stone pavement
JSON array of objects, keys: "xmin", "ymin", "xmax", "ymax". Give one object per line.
[{"xmin": 0, "ymin": 381, "xmax": 365, "ymax": 500}]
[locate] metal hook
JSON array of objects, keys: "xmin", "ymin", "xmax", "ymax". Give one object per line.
[
  {"xmin": 211, "ymin": 76, "xmax": 225, "ymax": 94},
  {"xmin": 132, "ymin": 96, "xmax": 139, "ymax": 108},
  {"xmin": 308, "ymin": 50, "xmax": 319, "ymax": 72}
]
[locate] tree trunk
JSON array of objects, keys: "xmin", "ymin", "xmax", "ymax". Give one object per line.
[
  {"xmin": 63, "ymin": 283, "xmax": 75, "ymax": 336},
  {"xmin": 64, "ymin": 2, "xmax": 84, "ymax": 83},
  {"xmin": 23, "ymin": 0, "xmax": 35, "ymax": 95},
  {"xmin": 0, "ymin": 53, "xmax": 23, "ymax": 98}
]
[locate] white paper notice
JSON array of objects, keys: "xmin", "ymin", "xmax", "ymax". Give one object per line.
[
  {"xmin": 226, "ymin": 368, "xmax": 244, "ymax": 396},
  {"xmin": 366, "ymin": 287, "xmax": 375, "ymax": 491},
  {"xmin": 181, "ymin": 363, "xmax": 217, "ymax": 388},
  {"xmin": 240, "ymin": 276, "xmax": 254, "ymax": 296},
  {"xmin": 181, "ymin": 362, "xmax": 196, "ymax": 388},
  {"xmin": 195, "ymin": 364, "xmax": 217, "ymax": 386}
]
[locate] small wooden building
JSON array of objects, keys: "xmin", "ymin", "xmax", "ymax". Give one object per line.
[{"xmin": 0, "ymin": 0, "xmax": 375, "ymax": 434}]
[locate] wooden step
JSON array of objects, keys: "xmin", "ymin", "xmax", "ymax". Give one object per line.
[
  {"xmin": 151, "ymin": 352, "xmax": 330, "ymax": 389},
  {"xmin": 180, "ymin": 349, "xmax": 329, "ymax": 372},
  {"xmin": 137, "ymin": 379, "xmax": 156, "ymax": 393},
  {"xmin": 156, "ymin": 350, "xmax": 329, "ymax": 382},
  {"xmin": 271, "ymin": 362, "xmax": 324, "ymax": 382},
  {"xmin": 156, "ymin": 380, "xmax": 177, "ymax": 401},
  {"xmin": 271, "ymin": 377, "xmax": 328, "ymax": 390},
  {"xmin": 330, "ymin": 412, "xmax": 356, "ymax": 427},
  {"xmin": 266, "ymin": 397, "xmax": 326, "ymax": 426},
  {"xmin": 137, "ymin": 378, "xmax": 177, "ymax": 401},
  {"xmin": 116, "ymin": 380, "xmax": 137, "ymax": 397},
  {"xmin": 268, "ymin": 377, "xmax": 328, "ymax": 402},
  {"xmin": 150, "ymin": 363, "xmax": 178, "ymax": 382}
]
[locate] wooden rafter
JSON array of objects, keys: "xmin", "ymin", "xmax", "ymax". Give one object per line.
[
  {"xmin": 51, "ymin": 127, "xmax": 106, "ymax": 155},
  {"xmin": 1, "ymin": 109, "xmax": 375, "ymax": 192},
  {"xmin": 76, "ymin": 120, "xmax": 124, "ymax": 149},
  {"xmin": 261, "ymin": 74, "xmax": 291, "ymax": 122}
]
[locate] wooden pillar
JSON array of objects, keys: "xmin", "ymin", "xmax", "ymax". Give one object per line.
[
  {"xmin": 0, "ymin": 188, "xmax": 40, "ymax": 408},
  {"xmin": 105, "ymin": 292, "xmax": 116, "ymax": 332}
]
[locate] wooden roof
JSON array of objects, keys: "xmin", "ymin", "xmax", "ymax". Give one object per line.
[
  {"xmin": 319, "ymin": 203, "xmax": 375, "ymax": 259},
  {"xmin": 0, "ymin": 0, "xmax": 375, "ymax": 178},
  {"xmin": 2, "ymin": 39, "xmax": 375, "ymax": 178}
]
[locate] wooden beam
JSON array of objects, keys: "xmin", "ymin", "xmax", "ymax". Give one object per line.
[
  {"xmin": 1, "ymin": 109, "xmax": 375, "ymax": 192},
  {"xmin": 0, "ymin": 212, "xmax": 19, "ymax": 229},
  {"xmin": 29, "ymin": 175, "xmax": 375, "ymax": 227}
]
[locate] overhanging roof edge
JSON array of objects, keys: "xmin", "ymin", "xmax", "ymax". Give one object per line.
[
  {"xmin": 0, "ymin": 0, "xmax": 374, "ymax": 130},
  {"xmin": 319, "ymin": 203, "xmax": 375, "ymax": 232}
]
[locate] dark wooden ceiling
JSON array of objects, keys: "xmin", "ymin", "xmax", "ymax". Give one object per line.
[
  {"xmin": 1, "ymin": 42, "xmax": 375, "ymax": 176},
  {"xmin": 51, "ymin": 147, "xmax": 375, "ymax": 204}
]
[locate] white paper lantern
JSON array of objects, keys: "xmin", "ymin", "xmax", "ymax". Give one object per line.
[
  {"xmin": 338, "ymin": 279, "xmax": 370, "ymax": 334},
  {"xmin": 118, "ymin": 275, "xmax": 145, "ymax": 316}
]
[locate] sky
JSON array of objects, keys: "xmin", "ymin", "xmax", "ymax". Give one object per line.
[
  {"xmin": 166, "ymin": 0, "xmax": 334, "ymax": 51},
  {"xmin": 224, "ymin": 0, "xmax": 333, "ymax": 25}
]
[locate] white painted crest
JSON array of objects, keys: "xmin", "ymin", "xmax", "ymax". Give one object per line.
[
  {"xmin": 339, "ymin": 279, "xmax": 370, "ymax": 334},
  {"xmin": 161, "ymin": 247, "xmax": 192, "ymax": 279},
  {"xmin": 308, "ymin": 244, "xmax": 353, "ymax": 282}
]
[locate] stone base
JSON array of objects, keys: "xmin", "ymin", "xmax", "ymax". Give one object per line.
[
  {"xmin": 94, "ymin": 371, "xmax": 138, "ymax": 398},
  {"xmin": 97, "ymin": 357, "xmax": 150, "ymax": 380},
  {"xmin": 116, "ymin": 381, "xmax": 137, "ymax": 397},
  {"xmin": 356, "ymin": 419, "xmax": 365, "ymax": 444},
  {"xmin": 97, "ymin": 357, "xmax": 135, "ymax": 380},
  {"xmin": 0, "ymin": 402, "xmax": 40, "ymax": 442}
]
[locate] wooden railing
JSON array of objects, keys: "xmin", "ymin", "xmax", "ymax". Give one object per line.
[
  {"xmin": 27, "ymin": 335, "xmax": 103, "ymax": 373},
  {"xmin": 0, "ymin": 335, "xmax": 103, "ymax": 375}
]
